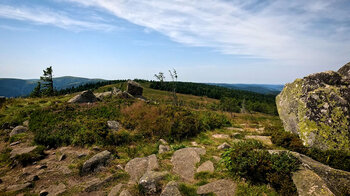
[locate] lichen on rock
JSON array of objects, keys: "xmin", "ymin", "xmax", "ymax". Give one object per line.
[{"xmin": 276, "ymin": 63, "xmax": 350, "ymax": 151}]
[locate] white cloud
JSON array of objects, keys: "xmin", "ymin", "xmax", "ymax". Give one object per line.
[
  {"xmin": 0, "ymin": 4, "xmax": 114, "ymax": 31},
  {"xmin": 64, "ymin": 0, "xmax": 350, "ymax": 67}
]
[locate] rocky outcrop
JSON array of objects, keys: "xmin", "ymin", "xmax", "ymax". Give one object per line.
[
  {"xmin": 126, "ymin": 80, "xmax": 143, "ymax": 96},
  {"xmin": 115, "ymin": 91, "xmax": 134, "ymax": 99},
  {"xmin": 10, "ymin": 125, "xmax": 28, "ymax": 137},
  {"xmin": 68, "ymin": 90, "xmax": 99, "ymax": 103},
  {"xmin": 81, "ymin": 150, "xmax": 111, "ymax": 174},
  {"xmin": 124, "ymin": 154, "xmax": 159, "ymax": 184},
  {"xmin": 171, "ymin": 147, "xmax": 206, "ymax": 182},
  {"xmin": 276, "ymin": 62, "xmax": 350, "ymax": 151},
  {"xmin": 138, "ymin": 171, "xmax": 167, "ymax": 195},
  {"xmin": 10, "ymin": 146, "xmax": 38, "ymax": 158},
  {"xmin": 196, "ymin": 179, "xmax": 236, "ymax": 196}
]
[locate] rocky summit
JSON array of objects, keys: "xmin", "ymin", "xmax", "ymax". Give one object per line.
[{"xmin": 276, "ymin": 62, "xmax": 350, "ymax": 151}]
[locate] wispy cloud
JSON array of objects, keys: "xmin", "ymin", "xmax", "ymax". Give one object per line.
[
  {"xmin": 65, "ymin": 0, "xmax": 350, "ymax": 67},
  {"xmin": 0, "ymin": 4, "xmax": 114, "ymax": 31}
]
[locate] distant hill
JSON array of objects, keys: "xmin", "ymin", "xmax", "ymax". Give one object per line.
[
  {"xmin": 0, "ymin": 76, "xmax": 104, "ymax": 97},
  {"xmin": 208, "ymin": 83, "xmax": 284, "ymax": 95}
]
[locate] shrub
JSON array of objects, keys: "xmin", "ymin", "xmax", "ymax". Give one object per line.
[{"xmin": 222, "ymin": 141, "xmax": 299, "ymax": 195}]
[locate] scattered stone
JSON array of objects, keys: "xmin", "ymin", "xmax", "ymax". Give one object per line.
[
  {"xmin": 217, "ymin": 142, "xmax": 231, "ymax": 150},
  {"xmin": 160, "ymin": 181, "xmax": 181, "ymax": 196},
  {"xmin": 23, "ymin": 120, "xmax": 29, "ymax": 127},
  {"xmin": 212, "ymin": 134, "xmax": 229, "ymax": 139},
  {"xmin": 125, "ymin": 154, "xmax": 159, "ymax": 184},
  {"xmin": 10, "ymin": 146, "xmax": 38, "ymax": 158},
  {"xmin": 47, "ymin": 183, "xmax": 66, "ymax": 196},
  {"xmin": 107, "ymin": 121, "xmax": 120, "ymax": 131},
  {"xmin": 276, "ymin": 62, "xmax": 350, "ymax": 151},
  {"xmin": 9, "ymin": 125, "xmax": 28, "ymax": 137},
  {"xmin": 197, "ymin": 179, "xmax": 236, "ymax": 196},
  {"xmin": 94, "ymin": 91, "xmax": 112, "ymax": 99},
  {"xmin": 159, "ymin": 139, "xmax": 168, "ymax": 145},
  {"xmin": 212, "ymin": 156, "xmax": 221, "ymax": 162},
  {"xmin": 119, "ymin": 190, "xmax": 132, "ymax": 196},
  {"xmin": 39, "ymin": 190, "xmax": 49, "ymax": 196},
  {"xmin": 197, "ymin": 160, "xmax": 214, "ymax": 173},
  {"xmin": 158, "ymin": 144, "xmax": 170, "ymax": 154},
  {"xmin": 84, "ymin": 175, "xmax": 114, "ymax": 192},
  {"xmin": 10, "ymin": 141, "xmax": 21, "ymax": 146},
  {"xmin": 116, "ymin": 164, "xmax": 124, "ymax": 170},
  {"xmin": 77, "ymin": 153, "xmax": 87, "ymax": 158},
  {"xmin": 112, "ymin": 87, "xmax": 121, "ymax": 95},
  {"xmin": 116, "ymin": 91, "xmax": 134, "ymax": 99},
  {"xmin": 6, "ymin": 182, "xmax": 32, "ymax": 192},
  {"xmin": 36, "ymin": 165, "xmax": 47, "ymax": 170},
  {"xmin": 68, "ymin": 90, "xmax": 99, "ymax": 103},
  {"xmin": 59, "ymin": 166, "xmax": 72, "ymax": 174},
  {"xmin": 58, "ymin": 154, "xmax": 66, "ymax": 161},
  {"xmin": 226, "ymin": 127, "xmax": 244, "ymax": 132},
  {"xmin": 190, "ymin": 141, "xmax": 198, "ymax": 146},
  {"xmin": 27, "ymin": 175, "xmax": 39, "ymax": 182},
  {"xmin": 108, "ymin": 183, "xmax": 123, "ymax": 196},
  {"xmin": 81, "ymin": 150, "xmax": 111, "ymax": 175},
  {"xmin": 171, "ymin": 147, "xmax": 206, "ymax": 182},
  {"xmin": 245, "ymin": 135, "xmax": 273, "ymax": 146},
  {"xmin": 126, "ymin": 80, "xmax": 143, "ymax": 96},
  {"xmin": 92, "ymin": 146, "xmax": 101, "ymax": 151},
  {"xmin": 139, "ymin": 171, "xmax": 167, "ymax": 195}
]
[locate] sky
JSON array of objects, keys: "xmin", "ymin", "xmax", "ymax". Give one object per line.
[{"xmin": 0, "ymin": 0, "xmax": 350, "ymax": 84}]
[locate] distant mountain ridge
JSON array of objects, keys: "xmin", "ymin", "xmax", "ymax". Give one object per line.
[
  {"xmin": 0, "ymin": 76, "xmax": 104, "ymax": 97},
  {"xmin": 208, "ymin": 83, "xmax": 284, "ymax": 95}
]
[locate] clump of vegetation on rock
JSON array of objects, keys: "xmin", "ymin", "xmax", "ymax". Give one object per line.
[{"xmin": 222, "ymin": 140, "xmax": 300, "ymax": 196}]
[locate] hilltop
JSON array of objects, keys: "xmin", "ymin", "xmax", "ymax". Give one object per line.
[{"xmin": 0, "ymin": 80, "xmax": 349, "ymax": 196}]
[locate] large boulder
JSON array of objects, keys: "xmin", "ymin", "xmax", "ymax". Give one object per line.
[
  {"xmin": 9, "ymin": 125, "xmax": 28, "ymax": 137},
  {"xmin": 124, "ymin": 154, "xmax": 159, "ymax": 184},
  {"xmin": 81, "ymin": 150, "xmax": 111, "ymax": 174},
  {"xmin": 10, "ymin": 146, "xmax": 38, "ymax": 158},
  {"xmin": 138, "ymin": 171, "xmax": 167, "ymax": 195},
  {"xmin": 126, "ymin": 80, "xmax": 143, "ymax": 96},
  {"xmin": 196, "ymin": 179, "xmax": 236, "ymax": 196},
  {"xmin": 160, "ymin": 181, "xmax": 181, "ymax": 196},
  {"xmin": 68, "ymin": 90, "xmax": 99, "ymax": 103},
  {"xmin": 276, "ymin": 62, "xmax": 350, "ymax": 151}
]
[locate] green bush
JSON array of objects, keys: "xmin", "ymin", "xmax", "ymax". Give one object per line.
[{"xmin": 222, "ymin": 141, "xmax": 299, "ymax": 195}]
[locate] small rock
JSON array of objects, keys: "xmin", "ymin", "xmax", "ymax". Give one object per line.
[
  {"xmin": 190, "ymin": 141, "xmax": 198, "ymax": 146},
  {"xmin": 212, "ymin": 156, "xmax": 221, "ymax": 162},
  {"xmin": 159, "ymin": 139, "xmax": 168, "ymax": 145},
  {"xmin": 9, "ymin": 126, "xmax": 28, "ymax": 137},
  {"xmin": 10, "ymin": 146, "xmax": 38, "ymax": 158},
  {"xmin": 126, "ymin": 80, "xmax": 143, "ymax": 96},
  {"xmin": 47, "ymin": 183, "xmax": 66, "ymax": 196},
  {"xmin": 10, "ymin": 141, "xmax": 21, "ymax": 146},
  {"xmin": 84, "ymin": 175, "xmax": 114, "ymax": 192},
  {"xmin": 226, "ymin": 127, "xmax": 244, "ymax": 132},
  {"xmin": 196, "ymin": 160, "xmax": 214, "ymax": 173},
  {"xmin": 81, "ymin": 150, "xmax": 111, "ymax": 175},
  {"xmin": 68, "ymin": 90, "xmax": 99, "ymax": 103},
  {"xmin": 245, "ymin": 135, "xmax": 273, "ymax": 146},
  {"xmin": 197, "ymin": 179, "xmax": 236, "ymax": 196},
  {"xmin": 116, "ymin": 164, "xmax": 124, "ymax": 170},
  {"xmin": 58, "ymin": 154, "xmax": 66, "ymax": 161},
  {"xmin": 51, "ymin": 152, "xmax": 56, "ymax": 155},
  {"xmin": 92, "ymin": 146, "xmax": 101, "ymax": 151},
  {"xmin": 39, "ymin": 190, "xmax": 49, "ymax": 196},
  {"xmin": 115, "ymin": 91, "xmax": 134, "ymax": 99},
  {"xmin": 158, "ymin": 145, "xmax": 170, "ymax": 154},
  {"xmin": 36, "ymin": 165, "xmax": 47, "ymax": 170},
  {"xmin": 119, "ymin": 190, "xmax": 133, "ymax": 196},
  {"xmin": 107, "ymin": 121, "xmax": 120, "ymax": 131},
  {"xmin": 23, "ymin": 120, "xmax": 29, "ymax": 127},
  {"xmin": 108, "ymin": 183, "xmax": 123, "ymax": 196},
  {"xmin": 217, "ymin": 142, "xmax": 231, "ymax": 150},
  {"xmin": 160, "ymin": 181, "xmax": 181, "ymax": 196},
  {"xmin": 77, "ymin": 153, "xmax": 87, "ymax": 158},
  {"xmin": 27, "ymin": 175, "xmax": 39, "ymax": 182},
  {"xmin": 212, "ymin": 134, "xmax": 229, "ymax": 139},
  {"xmin": 139, "ymin": 171, "xmax": 167, "ymax": 195},
  {"xmin": 125, "ymin": 154, "xmax": 159, "ymax": 184},
  {"xmin": 7, "ymin": 182, "xmax": 32, "ymax": 192}
]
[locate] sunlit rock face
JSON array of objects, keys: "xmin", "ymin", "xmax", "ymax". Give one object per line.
[{"xmin": 276, "ymin": 62, "xmax": 350, "ymax": 151}]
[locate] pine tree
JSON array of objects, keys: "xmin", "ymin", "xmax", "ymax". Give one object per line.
[
  {"xmin": 40, "ymin": 66, "xmax": 54, "ymax": 96},
  {"xmin": 30, "ymin": 81, "xmax": 41, "ymax": 97}
]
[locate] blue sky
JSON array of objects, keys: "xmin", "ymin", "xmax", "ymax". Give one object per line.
[{"xmin": 0, "ymin": 0, "xmax": 350, "ymax": 84}]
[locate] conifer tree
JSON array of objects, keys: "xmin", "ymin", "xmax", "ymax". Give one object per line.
[
  {"xmin": 30, "ymin": 81, "xmax": 41, "ymax": 97},
  {"xmin": 40, "ymin": 66, "xmax": 54, "ymax": 96}
]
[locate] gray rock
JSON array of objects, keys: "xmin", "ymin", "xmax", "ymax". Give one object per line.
[
  {"xmin": 126, "ymin": 80, "xmax": 143, "ymax": 96},
  {"xmin": 9, "ymin": 125, "xmax": 28, "ymax": 137},
  {"xmin": 81, "ymin": 150, "xmax": 111, "ymax": 174},
  {"xmin": 276, "ymin": 63, "xmax": 350, "ymax": 151},
  {"xmin": 6, "ymin": 182, "xmax": 32, "ymax": 192},
  {"xmin": 107, "ymin": 121, "xmax": 120, "ymax": 131},
  {"xmin": 68, "ymin": 90, "xmax": 99, "ymax": 103},
  {"xmin": 112, "ymin": 87, "xmax": 121, "ymax": 95},
  {"xmin": 23, "ymin": 120, "xmax": 29, "ymax": 127},
  {"xmin": 245, "ymin": 135, "xmax": 273, "ymax": 146},
  {"xmin": 10, "ymin": 141, "xmax": 20, "ymax": 146},
  {"xmin": 160, "ymin": 181, "xmax": 181, "ymax": 196},
  {"xmin": 58, "ymin": 154, "xmax": 66, "ymax": 161},
  {"xmin": 196, "ymin": 160, "xmax": 214, "ymax": 173},
  {"xmin": 159, "ymin": 139, "xmax": 168, "ymax": 145},
  {"xmin": 119, "ymin": 190, "xmax": 133, "ymax": 196},
  {"xmin": 125, "ymin": 154, "xmax": 159, "ymax": 184},
  {"xmin": 77, "ymin": 153, "xmax": 87, "ymax": 158},
  {"xmin": 197, "ymin": 179, "xmax": 236, "ymax": 196},
  {"xmin": 94, "ymin": 91, "xmax": 112, "ymax": 99},
  {"xmin": 171, "ymin": 147, "xmax": 206, "ymax": 182},
  {"xmin": 10, "ymin": 146, "xmax": 37, "ymax": 158},
  {"xmin": 84, "ymin": 175, "xmax": 114, "ymax": 192},
  {"xmin": 115, "ymin": 91, "xmax": 134, "ymax": 99},
  {"xmin": 217, "ymin": 142, "xmax": 231, "ymax": 150},
  {"xmin": 158, "ymin": 145, "xmax": 170, "ymax": 154},
  {"xmin": 212, "ymin": 134, "xmax": 229, "ymax": 139},
  {"xmin": 139, "ymin": 171, "xmax": 167, "ymax": 195},
  {"xmin": 108, "ymin": 184, "xmax": 123, "ymax": 196},
  {"xmin": 39, "ymin": 190, "xmax": 49, "ymax": 196}
]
